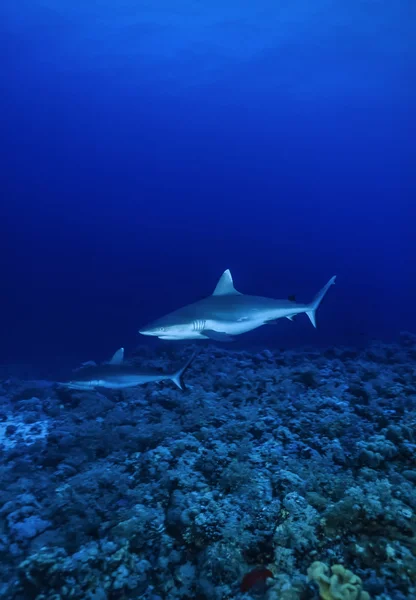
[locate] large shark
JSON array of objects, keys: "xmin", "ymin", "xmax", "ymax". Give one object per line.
[
  {"xmin": 59, "ymin": 348, "xmax": 196, "ymax": 390},
  {"xmin": 139, "ymin": 270, "xmax": 336, "ymax": 342}
]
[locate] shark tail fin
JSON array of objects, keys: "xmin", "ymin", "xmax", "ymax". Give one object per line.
[
  {"xmin": 306, "ymin": 275, "xmax": 336, "ymax": 328},
  {"xmin": 171, "ymin": 351, "xmax": 198, "ymax": 390}
]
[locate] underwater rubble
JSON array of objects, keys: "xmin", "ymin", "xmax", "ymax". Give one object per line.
[{"xmin": 0, "ymin": 333, "xmax": 415, "ymax": 600}]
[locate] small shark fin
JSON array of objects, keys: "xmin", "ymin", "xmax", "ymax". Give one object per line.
[
  {"xmin": 171, "ymin": 351, "xmax": 199, "ymax": 390},
  {"xmin": 266, "ymin": 316, "xmax": 294, "ymax": 324},
  {"xmin": 109, "ymin": 348, "xmax": 124, "ymax": 365},
  {"xmin": 288, "ymin": 295, "xmax": 296, "ymax": 302},
  {"xmin": 306, "ymin": 275, "xmax": 336, "ymax": 328},
  {"xmin": 202, "ymin": 329, "xmax": 234, "ymax": 342},
  {"xmin": 212, "ymin": 269, "xmax": 241, "ymax": 296}
]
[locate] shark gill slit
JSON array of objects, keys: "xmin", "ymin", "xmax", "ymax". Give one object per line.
[{"xmin": 193, "ymin": 319, "xmax": 206, "ymax": 332}]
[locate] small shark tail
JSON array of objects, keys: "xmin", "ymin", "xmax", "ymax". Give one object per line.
[
  {"xmin": 171, "ymin": 351, "xmax": 198, "ymax": 390},
  {"xmin": 306, "ymin": 275, "xmax": 336, "ymax": 328}
]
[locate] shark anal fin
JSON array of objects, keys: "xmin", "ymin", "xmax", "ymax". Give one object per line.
[
  {"xmin": 266, "ymin": 315, "xmax": 295, "ymax": 324},
  {"xmin": 212, "ymin": 269, "xmax": 241, "ymax": 296},
  {"xmin": 203, "ymin": 329, "xmax": 234, "ymax": 342}
]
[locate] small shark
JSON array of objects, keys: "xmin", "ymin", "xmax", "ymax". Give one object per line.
[
  {"xmin": 139, "ymin": 270, "xmax": 336, "ymax": 342},
  {"xmin": 59, "ymin": 348, "xmax": 196, "ymax": 390}
]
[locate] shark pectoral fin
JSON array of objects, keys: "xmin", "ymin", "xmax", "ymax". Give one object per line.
[{"xmin": 202, "ymin": 330, "xmax": 234, "ymax": 342}]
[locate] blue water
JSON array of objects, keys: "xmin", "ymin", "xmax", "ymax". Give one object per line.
[
  {"xmin": 1, "ymin": 1, "xmax": 414, "ymax": 366},
  {"xmin": 1, "ymin": 4, "xmax": 416, "ymax": 599}
]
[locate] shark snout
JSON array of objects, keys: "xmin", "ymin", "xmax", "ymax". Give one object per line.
[{"xmin": 139, "ymin": 327, "xmax": 160, "ymax": 336}]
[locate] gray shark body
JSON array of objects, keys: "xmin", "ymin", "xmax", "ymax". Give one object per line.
[
  {"xmin": 139, "ymin": 270, "xmax": 336, "ymax": 342},
  {"xmin": 60, "ymin": 348, "xmax": 195, "ymax": 391}
]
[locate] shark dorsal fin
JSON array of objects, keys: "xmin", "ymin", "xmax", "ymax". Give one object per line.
[
  {"xmin": 212, "ymin": 270, "xmax": 241, "ymax": 296},
  {"xmin": 109, "ymin": 347, "xmax": 124, "ymax": 365}
]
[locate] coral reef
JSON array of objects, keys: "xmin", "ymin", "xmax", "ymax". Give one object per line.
[
  {"xmin": 0, "ymin": 334, "xmax": 415, "ymax": 599},
  {"xmin": 307, "ymin": 561, "xmax": 370, "ymax": 599}
]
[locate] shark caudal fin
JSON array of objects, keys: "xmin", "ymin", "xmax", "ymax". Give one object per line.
[
  {"xmin": 306, "ymin": 276, "xmax": 336, "ymax": 328},
  {"xmin": 171, "ymin": 351, "xmax": 198, "ymax": 390}
]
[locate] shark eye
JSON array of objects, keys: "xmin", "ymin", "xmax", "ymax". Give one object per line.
[{"xmin": 159, "ymin": 327, "xmax": 165, "ymax": 332}]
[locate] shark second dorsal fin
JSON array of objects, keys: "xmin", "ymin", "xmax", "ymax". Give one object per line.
[
  {"xmin": 109, "ymin": 347, "xmax": 124, "ymax": 365},
  {"xmin": 212, "ymin": 269, "xmax": 241, "ymax": 296}
]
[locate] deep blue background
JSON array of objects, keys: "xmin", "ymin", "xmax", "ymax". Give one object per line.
[{"xmin": 1, "ymin": 1, "xmax": 415, "ymax": 366}]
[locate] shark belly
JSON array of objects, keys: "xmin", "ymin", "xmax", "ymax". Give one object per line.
[
  {"xmin": 206, "ymin": 318, "xmax": 266, "ymax": 335},
  {"xmin": 205, "ymin": 307, "xmax": 304, "ymax": 336},
  {"xmin": 103, "ymin": 375, "xmax": 165, "ymax": 388},
  {"xmin": 100, "ymin": 380, "xmax": 138, "ymax": 389},
  {"xmin": 160, "ymin": 331, "xmax": 205, "ymax": 340}
]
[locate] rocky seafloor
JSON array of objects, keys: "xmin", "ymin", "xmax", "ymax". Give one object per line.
[{"xmin": 0, "ymin": 333, "xmax": 415, "ymax": 600}]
